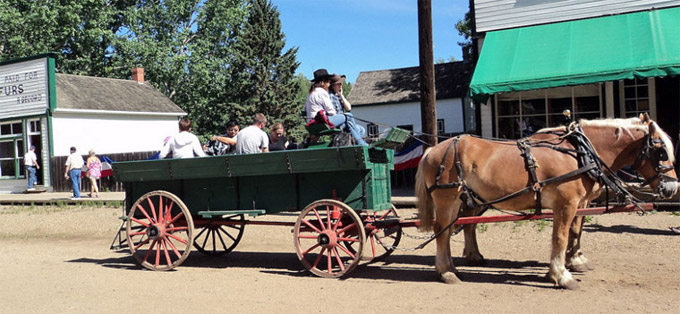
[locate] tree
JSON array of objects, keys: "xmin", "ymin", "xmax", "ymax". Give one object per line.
[
  {"xmin": 455, "ymin": 10, "xmax": 473, "ymax": 61},
  {"xmin": 226, "ymin": 0, "xmax": 302, "ymax": 137},
  {"xmin": 112, "ymin": 0, "xmax": 247, "ymax": 135},
  {"xmin": 436, "ymin": 56, "xmax": 458, "ymax": 64},
  {"xmin": 0, "ymin": 0, "xmax": 134, "ymax": 75}
]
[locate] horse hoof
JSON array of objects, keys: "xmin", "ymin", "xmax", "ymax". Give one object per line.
[
  {"xmin": 440, "ymin": 272, "xmax": 462, "ymax": 284},
  {"xmin": 568, "ymin": 263, "xmax": 589, "ymax": 273},
  {"xmin": 559, "ymin": 278, "xmax": 581, "ymax": 290}
]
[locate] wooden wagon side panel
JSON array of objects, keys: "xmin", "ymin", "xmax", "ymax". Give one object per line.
[{"xmin": 115, "ymin": 146, "xmax": 394, "ymax": 214}]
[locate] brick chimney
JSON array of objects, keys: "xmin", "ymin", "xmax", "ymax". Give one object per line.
[{"xmin": 131, "ymin": 67, "xmax": 144, "ymax": 83}]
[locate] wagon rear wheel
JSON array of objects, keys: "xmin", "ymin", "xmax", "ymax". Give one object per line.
[
  {"xmin": 126, "ymin": 191, "xmax": 194, "ymax": 271},
  {"xmin": 346, "ymin": 206, "xmax": 402, "ymax": 263},
  {"xmin": 293, "ymin": 199, "xmax": 365, "ymax": 278},
  {"xmin": 193, "ymin": 214, "xmax": 245, "ymax": 255}
]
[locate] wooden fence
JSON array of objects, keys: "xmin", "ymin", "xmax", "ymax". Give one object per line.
[{"xmin": 50, "ymin": 151, "xmax": 155, "ymax": 192}]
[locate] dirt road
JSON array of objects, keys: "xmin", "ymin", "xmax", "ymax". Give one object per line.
[{"xmin": 0, "ymin": 205, "xmax": 678, "ymax": 313}]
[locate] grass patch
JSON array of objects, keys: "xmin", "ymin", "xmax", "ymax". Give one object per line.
[{"xmin": 532, "ymin": 219, "xmax": 549, "ymax": 232}]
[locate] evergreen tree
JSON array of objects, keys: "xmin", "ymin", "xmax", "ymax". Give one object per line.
[
  {"xmin": 455, "ymin": 10, "xmax": 473, "ymax": 61},
  {"xmin": 226, "ymin": 0, "xmax": 302, "ymax": 136}
]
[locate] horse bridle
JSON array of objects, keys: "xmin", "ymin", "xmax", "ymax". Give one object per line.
[{"xmin": 630, "ymin": 133, "xmax": 677, "ymax": 187}]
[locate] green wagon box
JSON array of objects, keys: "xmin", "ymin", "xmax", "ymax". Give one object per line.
[{"xmin": 112, "ymin": 145, "xmax": 402, "ymax": 277}]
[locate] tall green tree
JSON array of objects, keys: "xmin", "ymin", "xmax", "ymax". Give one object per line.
[
  {"xmin": 0, "ymin": 0, "xmax": 133, "ymax": 75},
  {"xmin": 455, "ymin": 10, "xmax": 473, "ymax": 61},
  {"xmin": 226, "ymin": 0, "xmax": 302, "ymax": 136},
  {"xmin": 113, "ymin": 0, "xmax": 247, "ymax": 135}
]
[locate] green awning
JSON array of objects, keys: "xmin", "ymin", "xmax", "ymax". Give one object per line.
[{"xmin": 470, "ymin": 7, "xmax": 680, "ymax": 101}]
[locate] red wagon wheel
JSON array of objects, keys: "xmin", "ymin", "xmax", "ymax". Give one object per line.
[
  {"xmin": 293, "ymin": 199, "xmax": 366, "ymax": 278},
  {"xmin": 346, "ymin": 205, "xmax": 402, "ymax": 263},
  {"xmin": 193, "ymin": 214, "xmax": 245, "ymax": 255},
  {"xmin": 126, "ymin": 191, "xmax": 194, "ymax": 271}
]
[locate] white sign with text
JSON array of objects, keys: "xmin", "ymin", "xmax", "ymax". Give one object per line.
[{"xmin": 0, "ymin": 58, "xmax": 49, "ymax": 120}]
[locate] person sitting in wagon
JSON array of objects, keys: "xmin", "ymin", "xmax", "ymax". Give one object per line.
[
  {"xmin": 160, "ymin": 118, "xmax": 206, "ymax": 159},
  {"xmin": 303, "ymin": 69, "xmax": 367, "ymax": 146},
  {"xmin": 206, "ymin": 120, "xmax": 240, "ymax": 155},
  {"xmin": 235, "ymin": 113, "xmax": 269, "ymax": 154}
]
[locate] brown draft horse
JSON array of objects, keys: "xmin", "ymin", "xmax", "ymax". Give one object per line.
[{"xmin": 415, "ymin": 114, "xmax": 678, "ymax": 289}]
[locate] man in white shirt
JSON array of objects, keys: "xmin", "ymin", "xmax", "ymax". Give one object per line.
[
  {"xmin": 235, "ymin": 113, "xmax": 269, "ymax": 154},
  {"xmin": 24, "ymin": 145, "xmax": 40, "ymax": 190},
  {"xmin": 160, "ymin": 118, "xmax": 207, "ymax": 159},
  {"xmin": 64, "ymin": 146, "xmax": 84, "ymax": 200}
]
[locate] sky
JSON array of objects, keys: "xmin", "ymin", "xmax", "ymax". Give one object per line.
[{"xmin": 270, "ymin": 0, "xmax": 469, "ymax": 83}]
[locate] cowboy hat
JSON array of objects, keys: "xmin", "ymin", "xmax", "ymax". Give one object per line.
[{"xmin": 311, "ymin": 69, "xmax": 331, "ymax": 82}]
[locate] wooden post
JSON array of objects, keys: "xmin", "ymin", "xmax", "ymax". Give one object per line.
[{"xmin": 418, "ymin": 0, "xmax": 437, "ymax": 146}]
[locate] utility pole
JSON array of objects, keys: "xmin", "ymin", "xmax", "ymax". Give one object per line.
[{"xmin": 418, "ymin": 0, "xmax": 437, "ymax": 146}]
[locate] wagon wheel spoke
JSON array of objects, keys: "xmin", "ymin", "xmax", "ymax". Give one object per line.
[
  {"xmin": 218, "ymin": 226, "xmax": 237, "ymax": 242},
  {"xmin": 301, "ymin": 218, "xmax": 322, "ymax": 233},
  {"xmin": 332, "ymin": 247, "xmax": 345, "ymax": 272},
  {"xmin": 345, "ymin": 207, "xmax": 402, "ymax": 264},
  {"xmin": 294, "ymin": 199, "xmax": 365, "ymax": 278},
  {"xmin": 312, "ymin": 208, "xmax": 326, "ymax": 231},
  {"xmin": 127, "ymin": 191, "xmax": 193, "ymax": 271},
  {"xmin": 136, "ymin": 204, "xmax": 153, "ymax": 224},
  {"xmin": 214, "ymin": 227, "xmax": 230, "ymax": 252},
  {"xmin": 193, "ymin": 215, "xmax": 245, "ymax": 256},
  {"xmin": 147, "ymin": 197, "xmax": 157, "ymax": 223}
]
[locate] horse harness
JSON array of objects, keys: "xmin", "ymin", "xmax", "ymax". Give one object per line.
[
  {"xmin": 426, "ymin": 124, "xmax": 659, "ymax": 215},
  {"xmin": 631, "ymin": 133, "xmax": 677, "ymax": 187}
]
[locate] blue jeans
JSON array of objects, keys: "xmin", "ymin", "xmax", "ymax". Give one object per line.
[
  {"xmin": 26, "ymin": 166, "xmax": 37, "ymax": 188},
  {"xmin": 70, "ymin": 169, "xmax": 81, "ymax": 198},
  {"xmin": 328, "ymin": 113, "xmax": 367, "ymax": 146}
]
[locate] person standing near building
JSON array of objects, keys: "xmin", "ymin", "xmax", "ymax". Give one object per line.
[
  {"xmin": 86, "ymin": 149, "xmax": 101, "ymax": 198},
  {"xmin": 235, "ymin": 113, "xmax": 269, "ymax": 154},
  {"xmin": 24, "ymin": 145, "xmax": 39, "ymax": 191},
  {"xmin": 64, "ymin": 146, "xmax": 84, "ymax": 200}
]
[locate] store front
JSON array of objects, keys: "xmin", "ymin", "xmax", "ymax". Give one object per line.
[{"xmin": 471, "ymin": 7, "xmax": 680, "ymax": 139}]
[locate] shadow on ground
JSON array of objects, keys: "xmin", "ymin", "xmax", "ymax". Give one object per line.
[
  {"xmin": 67, "ymin": 250, "xmax": 555, "ymax": 288},
  {"xmin": 584, "ymin": 224, "xmax": 678, "ymax": 236}
]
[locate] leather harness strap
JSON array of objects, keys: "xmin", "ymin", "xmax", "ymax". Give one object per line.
[
  {"xmin": 426, "ymin": 129, "xmax": 617, "ymax": 212},
  {"xmin": 517, "ymin": 140, "xmax": 543, "ymax": 215}
]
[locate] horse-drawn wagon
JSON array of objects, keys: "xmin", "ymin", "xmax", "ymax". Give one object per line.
[
  {"xmin": 110, "ymin": 114, "xmax": 677, "ymax": 289},
  {"xmin": 111, "ymin": 144, "xmax": 403, "ymax": 277}
]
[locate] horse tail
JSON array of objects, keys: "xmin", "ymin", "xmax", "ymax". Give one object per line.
[{"xmin": 416, "ymin": 148, "xmax": 435, "ymax": 232}]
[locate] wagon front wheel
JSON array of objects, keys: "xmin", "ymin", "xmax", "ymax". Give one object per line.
[
  {"xmin": 294, "ymin": 199, "xmax": 365, "ymax": 278},
  {"xmin": 126, "ymin": 191, "xmax": 194, "ymax": 271}
]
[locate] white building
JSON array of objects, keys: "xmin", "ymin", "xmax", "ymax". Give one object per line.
[
  {"xmin": 0, "ymin": 54, "xmax": 186, "ymax": 193},
  {"xmin": 348, "ymin": 61, "xmax": 474, "ymax": 139}
]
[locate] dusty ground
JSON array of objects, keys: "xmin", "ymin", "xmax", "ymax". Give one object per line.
[{"xmin": 0, "ymin": 204, "xmax": 679, "ymax": 314}]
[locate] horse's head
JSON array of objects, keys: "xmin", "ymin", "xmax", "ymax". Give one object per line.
[{"xmin": 631, "ymin": 113, "xmax": 678, "ymax": 199}]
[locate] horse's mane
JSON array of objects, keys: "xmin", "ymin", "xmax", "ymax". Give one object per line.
[{"xmin": 579, "ymin": 117, "xmax": 675, "ymax": 163}]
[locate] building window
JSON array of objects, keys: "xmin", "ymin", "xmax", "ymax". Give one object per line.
[
  {"xmin": 495, "ymin": 84, "xmax": 602, "ymax": 139},
  {"xmin": 436, "ymin": 119, "xmax": 445, "ymax": 135},
  {"xmin": 0, "ymin": 120, "xmax": 30, "ymax": 179},
  {"xmin": 0, "ymin": 121, "xmax": 22, "ymax": 136},
  {"xmin": 367, "ymin": 123, "xmax": 379, "ymax": 137},
  {"xmin": 0, "ymin": 139, "xmax": 23, "ymax": 178},
  {"xmin": 622, "ymin": 78, "xmax": 649, "ymax": 117}
]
